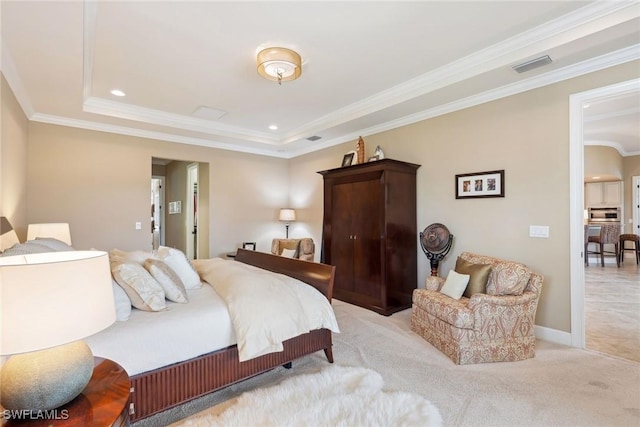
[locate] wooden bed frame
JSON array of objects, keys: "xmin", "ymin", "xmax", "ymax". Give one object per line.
[{"xmin": 128, "ymin": 249, "xmax": 336, "ymax": 422}]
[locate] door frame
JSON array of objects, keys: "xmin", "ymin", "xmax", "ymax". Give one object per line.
[
  {"xmin": 186, "ymin": 163, "xmax": 199, "ymax": 260},
  {"xmin": 569, "ymin": 78, "xmax": 639, "ymax": 348}
]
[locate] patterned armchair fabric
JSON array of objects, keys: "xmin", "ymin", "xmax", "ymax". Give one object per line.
[
  {"xmin": 411, "ymin": 252, "xmax": 543, "ymax": 365},
  {"xmin": 270, "ymin": 238, "xmax": 315, "ymax": 262}
]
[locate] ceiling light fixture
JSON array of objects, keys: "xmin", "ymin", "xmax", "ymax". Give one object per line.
[
  {"xmin": 257, "ymin": 47, "xmax": 302, "ymax": 85},
  {"xmin": 110, "ymin": 89, "xmax": 125, "ymax": 97},
  {"xmin": 269, "ymin": 124, "xmax": 278, "ymax": 130}
]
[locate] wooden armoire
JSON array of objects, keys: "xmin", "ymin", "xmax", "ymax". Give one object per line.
[{"xmin": 318, "ymin": 159, "xmax": 420, "ymax": 315}]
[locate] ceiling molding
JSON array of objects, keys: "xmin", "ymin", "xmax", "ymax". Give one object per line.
[
  {"xmin": 584, "ymin": 106, "xmax": 640, "ymax": 122},
  {"xmin": 21, "ymin": 45, "xmax": 640, "ymax": 160},
  {"xmin": 290, "ymin": 45, "xmax": 640, "ymax": 158},
  {"xmin": 77, "ymin": 0, "xmax": 640, "ymax": 148},
  {"xmin": 82, "ymin": 97, "xmax": 281, "ymax": 145},
  {"xmin": 82, "ymin": 0, "xmax": 98, "ymax": 102},
  {"xmin": 30, "ymin": 112, "xmax": 289, "ymax": 159},
  {"xmin": 584, "ymin": 139, "xmax": 640, "ymax": 157},
  {"xmin": 283, "ymin": 0, "xmax": 640, "ymax": 145}
]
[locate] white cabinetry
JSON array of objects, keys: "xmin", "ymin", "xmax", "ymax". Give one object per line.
[{"xmin": 585, "ymin": 181, "xmax": 622, "ymax": 207}]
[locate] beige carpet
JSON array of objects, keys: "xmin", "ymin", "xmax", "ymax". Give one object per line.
[{"xmin": 134, "ymin": 300, "xmax": 640, "ymax": 427}]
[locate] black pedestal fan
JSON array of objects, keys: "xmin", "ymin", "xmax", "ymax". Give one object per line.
[{"xmin": 419, "ymin": 223, "xmax": 454, "ymax": 276}]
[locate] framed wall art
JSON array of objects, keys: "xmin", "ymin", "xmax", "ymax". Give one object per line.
[
  {"xmin": 341, "ymin": 152, "xmax": 355, "ymax": 167},
  {"xmin": 455, "ymin": 170, "xmax": 504, "ymax": 199}
]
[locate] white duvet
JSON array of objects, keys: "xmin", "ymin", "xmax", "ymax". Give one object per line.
[{"xmin": 193, "ymin": 258, "xmax": 340, "ymax": 362}]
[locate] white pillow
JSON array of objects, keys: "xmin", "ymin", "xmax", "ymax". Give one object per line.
[
  {"xmin": 112, "ymin": 280, "xmax": 132, "ymax": 321},
  {"xmin": 280, "ymin": 248, "xmax": 297, "ymax": 258},
  {"xmin": 156, "ymin": 246, "xmax": 201, "ymax": 289},
  {"xmin": 440, "ymin": 270, "xmax": 470, "ymax": 300},
  {"xmin": 144, "ymin": 259, "xmax": 188, "ymax": 303},
  {"xmin": 111, "ymin": 261, "xmax": 166, "ymax": 311}
]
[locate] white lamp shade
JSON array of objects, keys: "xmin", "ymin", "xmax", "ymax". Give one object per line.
[
  {"xmin": 0, "ymin": 251, "xmax": 115, "ymax": 355},
  {"xmin": 27, "ymin": 223, "xmax": 72, "ymax": 245},
  {"xmin": 279, "ymin": 209, "xmax": 296, "ymax": 222}
]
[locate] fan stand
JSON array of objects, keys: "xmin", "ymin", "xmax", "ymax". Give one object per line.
[{"xmin": 421, "ymin": 235, "xmax": 453, "ymax": 276}]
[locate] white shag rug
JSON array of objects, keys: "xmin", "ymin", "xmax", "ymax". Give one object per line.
[{"xmin": 172, "ymin": 365, "xmax": 442, "ymax": 427}]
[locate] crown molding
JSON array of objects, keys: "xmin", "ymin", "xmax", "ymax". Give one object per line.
[
  {"xmin": 283, "ymin": 0, "xmax": 640, "ymax": 144},
  {"xmin": 584, "ymin": 140, "xmax": 640, "ymax": 157},
  {"xmin": 30, "ymin": 113, "xmax": 290, "ymax": 158},
  {"xmin": 291, "ymin": 45, "xmax": 640, "ymax": 158},
  {"xmin": 82, "ymin": 97, "xmax": 281, "ymax": 145},
  {"xmin": 77, "ymin": 0, "xmax": 640, "ymax": 147}
]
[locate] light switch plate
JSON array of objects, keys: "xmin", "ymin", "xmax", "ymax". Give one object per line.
[
  {"xmin": 529, "ymin": 225, "xmax": 549, "ymax": 238},
  {"xmin": 135, "ymin": 222, "xmax": 142, "ymax": 230}
]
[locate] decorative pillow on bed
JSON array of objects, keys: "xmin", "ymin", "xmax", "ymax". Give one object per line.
[
  {"xmin": 155, "ymin": 246, "xmax": 201, "ymax": 289},
  {"xmin": 109, "ymin": 248, "xmax": 155, "ymax": 265},
  {"xmin": 144, "ymin": 259, "xmax": 188, "ymax": 303},
  {"xmin": 112, "ymin": 280, "xmax": 132, "ymax": 321},
  {"xmin": 111, "ymin": 261, "xmax": 166, "ymax": 311},
  {"xmin": 33, "ymin": 237, "xmax": 75, "ymax": 252},
  {"xmin": 0, "ymin": 241, "xmax": 53, "ymax": 256}
]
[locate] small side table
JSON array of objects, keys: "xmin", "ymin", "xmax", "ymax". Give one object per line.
[{"xmin": 2, "ymin": 357, "xmax": 131, "ymax": 427}]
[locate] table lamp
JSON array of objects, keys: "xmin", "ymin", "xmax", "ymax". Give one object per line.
[
  {"xmin": 0, "ymin": 250, "xmax": 115, "ymax": 411},
  {"xmin": 26, "ymin": 223, "xmax": 72, "ymax": 245},
  {"xmin": 1, "ymin": 217, "xmax": 20, "ymax": 251},
  {"xmin": 278, "ymin": 209, "xmax": 296, "ymax": 238}
]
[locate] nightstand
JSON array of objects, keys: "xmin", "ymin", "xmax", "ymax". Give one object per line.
[{"xmin": 2, "ymin": 357, "xmax": 131, "ymax": 427}]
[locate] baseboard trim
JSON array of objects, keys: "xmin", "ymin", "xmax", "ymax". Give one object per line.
[{"xmin": 535, "ymin": 325, "xmax": 572, "ymax": 346}]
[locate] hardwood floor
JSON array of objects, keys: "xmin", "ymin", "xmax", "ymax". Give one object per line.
[{"xmin": 584, "ymin": 255, "xmax": 640, "ymax": 362}]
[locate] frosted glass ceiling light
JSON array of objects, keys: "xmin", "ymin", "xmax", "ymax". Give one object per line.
[{"xmin": 257, "ymin": 47, "xmax": 302, "ymax": 85}]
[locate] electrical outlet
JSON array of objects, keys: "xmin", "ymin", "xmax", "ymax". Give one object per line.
[{"xmin": 135, "ymin": 222, "xmax": 142, "ymax": 230}]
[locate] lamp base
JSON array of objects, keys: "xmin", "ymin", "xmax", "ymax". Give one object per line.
[{"xmin": 0, "ymin": 340, "xmax": 94, "ymax": 411}]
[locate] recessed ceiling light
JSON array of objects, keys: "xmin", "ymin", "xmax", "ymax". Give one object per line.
[
  {"xmin": 110, "ymin": 89, "xmax": 125, "ymax": 97},
  {"xmin": 269, "ymin": 125, "xmax": 278, "ymax": 130},
  {"xmin": 583, "ymin": 103, "xmax": 591, "ymax": 108}
]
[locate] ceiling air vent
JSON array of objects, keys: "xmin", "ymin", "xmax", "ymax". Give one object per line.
[
  {"xmin": 306, "ymin": 136, "xmax": 322, "ymax": 142},
  {"xmin": 512, "ymin": 55, "xmax": 552, "ymax": 74}
]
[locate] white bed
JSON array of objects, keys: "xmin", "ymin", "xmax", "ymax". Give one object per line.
[{"xmin": 85, "ymin": 283, "xmax": 236, "ymax": 376}]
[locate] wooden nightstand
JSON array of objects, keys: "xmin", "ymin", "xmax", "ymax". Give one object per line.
[{"xmin": 2, "ymin": 357, "xmax": 131, "ymax": 427}]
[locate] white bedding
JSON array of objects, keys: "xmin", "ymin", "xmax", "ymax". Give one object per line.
[
  {"xmin": 193, "ymin": 258, "xmax": 340, "ymax": 362},
  {"xmin": 85, "ymin": 284, "xmax": 235, "ymax": 376}
]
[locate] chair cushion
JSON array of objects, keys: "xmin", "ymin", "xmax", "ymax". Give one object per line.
[
  {"xmin": 460, "ymin": 253, "xmax": 532, "ymax": 296},
  {"xmin": 440, "ymin": 270, "xmax": 469, "ymax": 300},
  {"xmin": 455, "ymin": 257, "xmax": 492, "ymax": 297}
]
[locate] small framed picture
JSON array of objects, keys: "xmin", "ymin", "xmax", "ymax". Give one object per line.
[
  {"xmin": 242, "ymin": 242, "xmax": 256, "ymax": 250},
  {"xmin": 341, "ymin": 152, "xmax": 355, "ymax": 167},
  {"xmin": 455, "ymin": 170, "xmax": 505, "ymax": 199}
]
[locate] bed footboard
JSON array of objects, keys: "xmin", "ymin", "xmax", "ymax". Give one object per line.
[{"xmin": 129, "ymin": 328, "xmax": 332, "ymax": 422}]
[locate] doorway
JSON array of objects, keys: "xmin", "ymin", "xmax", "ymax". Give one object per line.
[
  {"xmin": 151, "ymin": 158, "xmax": 209, "ymax": 258},
  {"xmin": 569, "ymin": 78, "xmax": 640, "ymax": 357},
  {"xmin": 151, "ymin": 176, "xmax": 165, "ymax": 250}
]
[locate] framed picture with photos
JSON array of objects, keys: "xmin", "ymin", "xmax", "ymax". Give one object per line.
[{"xmin": 455, "ymin": 170, "xmax": 504, "ymax": 199}]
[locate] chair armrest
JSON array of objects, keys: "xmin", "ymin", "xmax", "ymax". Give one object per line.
[{"xmin": 425, "ymin": 276, "xmax": 445, "ymax": 291}]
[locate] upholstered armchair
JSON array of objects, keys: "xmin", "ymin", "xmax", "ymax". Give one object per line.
[
  {"xmin": 270, "ymin": 238, "xmax": 315, "ymax": 262},
  {"xmin": 411, "ymin": 252, "xmax": 543, "ymax": 365}
]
